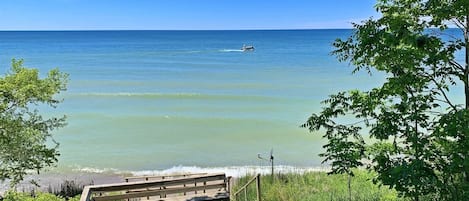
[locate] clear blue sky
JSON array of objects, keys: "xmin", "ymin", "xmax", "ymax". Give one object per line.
[{"xmin": 0, "ymin": 0, "xmax": 379, "ymax": 30}]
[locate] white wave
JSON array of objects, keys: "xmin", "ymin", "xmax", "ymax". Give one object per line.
[
  {"xmin": 73, "ymin": 165, "xmax": 329, "ymax": 178},
  {"xmin": 75, "ymin": 167, "xmax": 121, "ymax": 174}
]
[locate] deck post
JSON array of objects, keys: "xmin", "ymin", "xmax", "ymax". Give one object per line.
[{"xmin": 256, "ymin": 174, "xmax": 261, "ymax": 201}]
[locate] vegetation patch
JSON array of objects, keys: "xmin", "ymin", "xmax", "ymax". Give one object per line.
[{"xmin": 232, "ymin": 170, "xmax": 412, "ymax": 201}]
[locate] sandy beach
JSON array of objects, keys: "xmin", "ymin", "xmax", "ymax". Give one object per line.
[{"xmin": 0, "ymin": 171, "xmax": 124, "ymax": 196}]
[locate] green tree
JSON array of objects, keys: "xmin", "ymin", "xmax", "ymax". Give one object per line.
[
  {"xmin": 303, "ymin": 0, "xmax": 469, "ymax": 200},
  {"xmin": 0, "ymin": 59, "xmax": 68, "ymax": 186}
]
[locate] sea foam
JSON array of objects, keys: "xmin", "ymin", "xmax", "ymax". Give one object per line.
[{"xmin": 73, "ymin": 165, "xmax": 329, "ymax": 178}]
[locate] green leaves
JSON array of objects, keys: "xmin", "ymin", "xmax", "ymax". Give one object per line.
[
  {"xmin": 431, "ymin": 110, "xmax": 469, "ymax": 199},
  {"xmin": 0, "ymin": 59, "xmax": 68, "ymax": 187},
  {"xmin": 305, "ymin": 0, "xmax": 469, "ymax": 200}
]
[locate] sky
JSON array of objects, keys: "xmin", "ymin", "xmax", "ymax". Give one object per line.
[{"xmin": 0, "ymin": 0, "xmax": 379, "ymax": 30}]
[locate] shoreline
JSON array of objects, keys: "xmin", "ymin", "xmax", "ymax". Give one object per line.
[
  {"xmin": 1, "ymin": 171, "xmax": 124, "ymax": 196},
  {"xmin": 0, "ymin": 165, "xmax": 329, "ymax": 195}
]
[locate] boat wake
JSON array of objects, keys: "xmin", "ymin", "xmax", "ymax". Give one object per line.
[{"xmin": 219, "ymin": 49, "xmax": 244, "ymax": 52}]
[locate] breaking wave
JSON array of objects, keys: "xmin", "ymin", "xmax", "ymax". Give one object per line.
[{"xmin": 73, "ymin": 165, "xmax": 329, "ymax": 178}]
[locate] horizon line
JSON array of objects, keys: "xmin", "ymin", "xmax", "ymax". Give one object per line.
[{"xmin": 0, "ymin": 28, "xmax": 355, "ymax": 32}]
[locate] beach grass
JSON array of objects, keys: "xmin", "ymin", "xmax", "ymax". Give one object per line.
[
  {"xmin": 232, "ymin": 170, "xmax": 410, "ymax": 201},
  {"xmin": 1, "ymin": 191, "xmax": 81, "ymax": 201}
]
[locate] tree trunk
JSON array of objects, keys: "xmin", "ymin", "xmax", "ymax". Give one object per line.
[
  {"xmin": 465, "ymin": 14, "xmax": 469, "ymax": 186},
  {"xmin": 465, "ymin": 14, "xmax": 469, "ymax": 110}
]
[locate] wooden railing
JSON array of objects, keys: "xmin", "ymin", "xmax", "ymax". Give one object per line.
[
  {"xmin": 80, "ymin": 172, "xmax": 230, "ymax": 201},
  {"xmin": 232, "ymin": 174, "xmax": 261, "ymax": 201},
  {"xmin": 123, "ymin": 173, "xmax": 210, "ymax": 200},
  {"xmin": 124, "ymin": 172, "xmax": 208, "ymax": 183}
]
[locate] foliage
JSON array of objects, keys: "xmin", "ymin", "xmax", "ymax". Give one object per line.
[
  {"xmin": 431, "ymin": 109, "xmax": 469, "ymax": 200},
  {"xmin": 0, "ymin": 59, "xmax": 68, "ymax": 186},
  {"xmin": 47, "ymin": 180, "xmax": 88, "ymax": 199},
  {"xmin": 303, "ymin": 0, "xmax": 469, "ymax": 200},
  {"xmin": 232, "ymin": 171, "xmax": 409, "ymax": 201}
]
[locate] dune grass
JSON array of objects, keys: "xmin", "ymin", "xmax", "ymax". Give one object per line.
[
  {"xmin": 1, "ymin": 191, "xmax": 81, "ymax": 201},
  {"xmin": 232, "ymin": 170, "xmax": 410, "ymax": 201}
]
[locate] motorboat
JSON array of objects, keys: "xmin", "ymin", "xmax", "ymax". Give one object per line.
[{"xmin": 241, "ymin": 44, "xmax": 255, "ymax": 51}]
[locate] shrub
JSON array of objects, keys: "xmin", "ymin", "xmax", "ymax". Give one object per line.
[{"xmin": 48, "ymin": 180, "xmax": 88, "ymax": 199}]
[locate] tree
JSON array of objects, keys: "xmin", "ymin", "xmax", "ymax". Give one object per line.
[
  {"xmin": 0, "ymin": 59, "xmax": 68, "ymax": 186},
  {"xmin": 303, "ymin": 0, "xmax": 469, "ymax": 200}
]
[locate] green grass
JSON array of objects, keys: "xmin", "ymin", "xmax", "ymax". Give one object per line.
[
  {"xmin": 232, "ymin": 170, "xmax": 410, "ymax": 201},
  {"xmin": 2, "ymin": 170, "xmax": 416, "ymax": 201},
  {"xmin": 1, "ymin": 191, "xmax": 81, "ymax": 201}
]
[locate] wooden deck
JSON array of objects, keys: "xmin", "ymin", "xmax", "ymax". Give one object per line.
[{"xmin": 80, "ymin": 173, "xmax": 230, "ymax": 201}]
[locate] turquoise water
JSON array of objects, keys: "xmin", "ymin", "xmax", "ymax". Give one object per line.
[{"xmin": 0, "ymin": 30, "xmax": 387, "ymax": 173}]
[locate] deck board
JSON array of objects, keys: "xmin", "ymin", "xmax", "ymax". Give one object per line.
[{"xmin": 82, "ymin": 173, "xmax": 230, "ymax": 201}]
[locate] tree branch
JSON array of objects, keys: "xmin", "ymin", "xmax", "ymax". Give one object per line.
[
  {"xmin": 434, "ymin": 98, "xmax": 456, "ymax": 107},
  {"xmin": 345, "ymin": 117, "xmax": 376, "ymax": 127},
  {"xmin": 430, "ymin": 77, "xmax": 458, "ymax": 111},
  {"xmin": 450, "ymin": 60, "xmax": 465, "ymax": 71},
  {"xmin": 452, "ymin": 19, "xmax": 466, "ymax": 32},
  {"xmin": 429, "ymin": 29, "xmax": 460, "ymax": 41}
]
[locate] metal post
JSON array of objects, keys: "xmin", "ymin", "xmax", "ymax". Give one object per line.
[
  {"xmin": 271, "ymin": 155, "xmax": 274, "ymax": 180},
  {"xmin": 256, "ymin": 174, "xmax": 261, "ymax": 201}
]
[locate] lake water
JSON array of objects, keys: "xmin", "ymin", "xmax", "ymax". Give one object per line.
[{"xmin": 0, "ymin": 30, "xmax": 391, "ymax": 175}]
